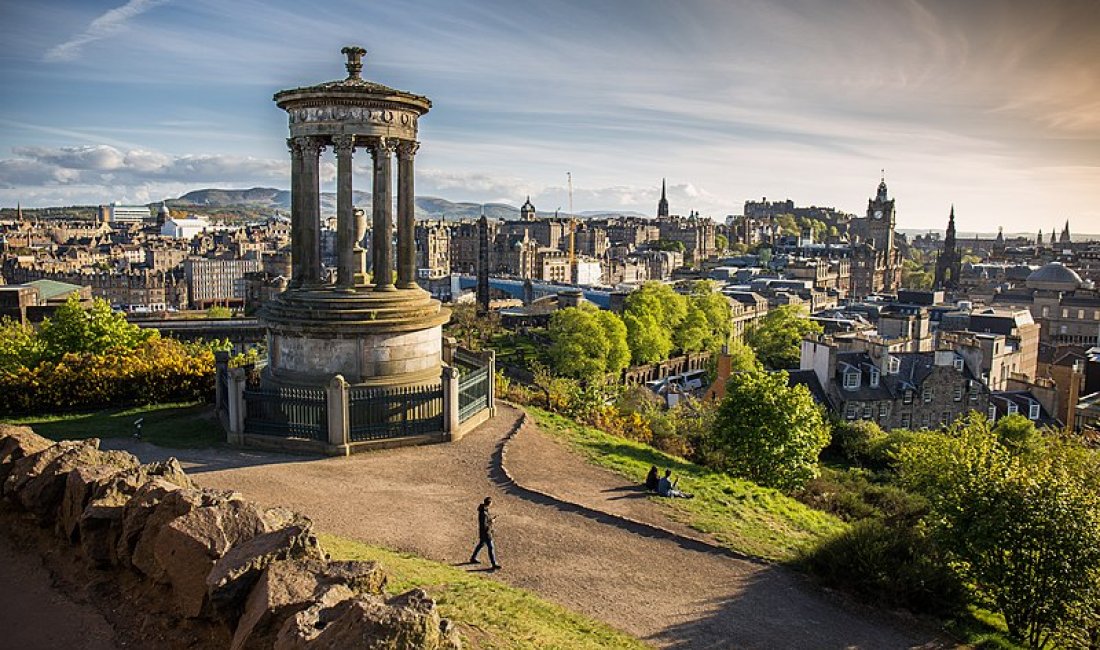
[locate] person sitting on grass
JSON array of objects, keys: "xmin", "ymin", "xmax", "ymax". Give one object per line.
[
  {"xmin": 656, "ymin": 469, "xmax": 693, "ymax": 499},
  {"xmin": 645, "ymin": 465, "xmax": 659, "ymax": 492}
]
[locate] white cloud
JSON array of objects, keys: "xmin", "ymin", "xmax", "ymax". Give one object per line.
[{"xmin": 45, "ymin": 0, "xmax": 169, "ymax": 62}]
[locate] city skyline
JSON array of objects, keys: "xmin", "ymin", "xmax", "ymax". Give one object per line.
[{"xmin": 1, "ymin": 0, "xmax": 1098, "ymax": 232}]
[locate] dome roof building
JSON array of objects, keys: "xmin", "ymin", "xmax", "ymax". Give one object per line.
[{"xmin": 1025, "ymin": 261, "xmax": 1083, "ymax": 292}]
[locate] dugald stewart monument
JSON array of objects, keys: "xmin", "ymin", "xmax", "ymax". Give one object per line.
[{"xmin": 218, "ymin": 47, "xmax": 494, "ymax": 454}]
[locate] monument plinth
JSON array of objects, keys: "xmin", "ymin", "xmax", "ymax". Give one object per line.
[{"xmin": 261, "ymin": 47, "xmax": 450, "ymax": 389}]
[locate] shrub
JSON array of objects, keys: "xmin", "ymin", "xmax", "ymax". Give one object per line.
[
  {"xmin": 801, "ymin": 519, "xmax": 966, "ymax": 616},
  {"xmin": 794, "ymin": 467, "xmax": 927, "ymax": 523},
  {"xmin": 828, "ymin": 420, "xmax": 886, "ymax": 466}
]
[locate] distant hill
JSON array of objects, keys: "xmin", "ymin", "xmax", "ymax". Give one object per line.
[{"xmin": 168, "ymin": 187, "xmax": 646, "ymax": 222}]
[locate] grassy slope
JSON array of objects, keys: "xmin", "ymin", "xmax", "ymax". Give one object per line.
[
  {"xmin": 2, "ymin": 401, "xmax": 223, "ymax": 448},
  {"xmin": 529, "ymin": 407, "xmax": 844, "ymax": 563},
  {"xmin": 320, "ymin": 533, "xmax": 647, "ymax": 650}
]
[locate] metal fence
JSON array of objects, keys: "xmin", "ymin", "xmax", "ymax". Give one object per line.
[
  {"xmin": 242, "ymin": 386, "xmax": 327, "ymax": 441},
  {"xmin": 458, "ymin": 365, "xmax": 490, "ymax": 423},
  {"xmin": 348, "ymin": 383, "xmax": 444, "ymax": 442}
]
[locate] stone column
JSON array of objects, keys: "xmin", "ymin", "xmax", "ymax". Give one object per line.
[
  {"xmin": 326, "ymin": 374, "xmax": 350, "ymax": 455},
  {"xmin": 353, "ymin": 208, "xmax": 368, "ymax": 284},
  {"xmin": 286, "ymin": 138, "xmax": 303, "ymax": 288},
  {"xmin": 396, "ymin": 140, "xmax": 419, "ymax": 289},
  {"xmin": 333, "ymin": 134, "xmax": 357, "ymax": 290},
  {"xmin": 298, "ymin": 136, "xmax": 325, "ymax": 286},
  {"xmin": 370, "ymin": 138, "xmax": 396, "ymax": 291},
  {"xmin": 442, "ymin": 365, "xmax": 460, "ymax": 439}
]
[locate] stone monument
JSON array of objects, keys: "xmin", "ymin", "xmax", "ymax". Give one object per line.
[{"xmin": 261, "ymin": 46, "xmax": 450, "ymax": 389}]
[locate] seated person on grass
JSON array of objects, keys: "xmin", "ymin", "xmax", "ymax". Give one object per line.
[
  {"xmin": 645, "ymin": 465, "xmax": 659, "ymax": 492},
  {"xmin": 656, "ymin": 469, "xmax": 693, "ymax": 499}
]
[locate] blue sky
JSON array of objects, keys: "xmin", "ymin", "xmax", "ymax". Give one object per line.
[{"xmin": 1, "ymin": 0, "xmax": 1098, "ymax": 234}]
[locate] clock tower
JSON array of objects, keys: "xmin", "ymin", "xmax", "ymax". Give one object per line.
[{"xmin": 865, "ymin": 175, "xmax": 895, "ymax": 253}]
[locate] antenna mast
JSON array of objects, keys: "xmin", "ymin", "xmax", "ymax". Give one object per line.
[{"xmin": 567, "ymin": 171, "xmax": 576, "ymax": 282}]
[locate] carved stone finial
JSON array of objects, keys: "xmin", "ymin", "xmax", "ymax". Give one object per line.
[{"xmin": 341, "ymin": 46, "xmax": 366, "ymax": 80}]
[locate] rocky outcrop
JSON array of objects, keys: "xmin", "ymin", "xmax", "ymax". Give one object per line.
[
  {"xmin": 275, "ymin": 587, "xmax": 461, "ymax": 650},
  {"xmin": 0, "ymin": 427, "xmax": 460, "ymax": 649},
  {"xmin": 231, "ymin": 558, "xmax": 386, "ymax": 650},
  {"xmin": 0, "ymin": 425, "xmax": 53, "ymax": 485}
]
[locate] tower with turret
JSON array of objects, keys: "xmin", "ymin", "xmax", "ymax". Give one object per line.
[
  {"xmin": 657, "ymin": 179, "xmax": 669, "ymax": 218},
  {"xmin": 934, "ymin": 206, "xmax": 962, "ymax": 290}
]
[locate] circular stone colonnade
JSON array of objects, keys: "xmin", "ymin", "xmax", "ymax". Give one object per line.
[{"xmin": 261, "ymin": 46, "xmax": 450, "ymax": 390}]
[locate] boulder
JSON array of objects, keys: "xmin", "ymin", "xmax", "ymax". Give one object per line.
[
  {"xmin": 0, "ymin": 425, "xmax": 53, "ymax": 485},
  {"xmin": 273, "ymin": 585, "xmax": 363, "ymax": 650},
  {"xmin": 231, "ymin": 558, "xmax": 386, "ymax": 650},
  {"xmin": 153, "ymin": 499, "xmax": 290, "ymax": 618},
  {"xmin": 58, "ymin": 464, "xmax": 132, "ymax": 542},
  {"xmin": 3, "ymin": 440, "xmax": 72, "ymax": 498},
  {"xmin": 207, "ymin": 522, "xmax": 324, "ymax": 621},
  {"xmin": 130, "ymin": 487, "xmax": 241, "ymax": 581},
  {"xmin": 18, "ymin": 441, "xmax": 137, "ymax": 523},
  {"xmin": 275, "ymin": 588, "xmax": 460, "ymax": 650}
]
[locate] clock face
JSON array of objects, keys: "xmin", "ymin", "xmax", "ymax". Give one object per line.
[{"xmin": 874, "ymin": 210, "xmax": 883, "ymax": 219}]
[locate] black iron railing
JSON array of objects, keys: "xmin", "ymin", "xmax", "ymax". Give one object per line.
[
  {"xmin": 348, "ymin": 383, "xmax": 444, "ymax": 442},
  {"xmin": 242, "ymin": 386, "xmax": 327, "ymax": 441}
]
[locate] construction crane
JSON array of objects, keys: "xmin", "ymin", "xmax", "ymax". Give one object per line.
[{"xmin": 567, "ymin": 171, "xmax": 576, "ymax": 283}]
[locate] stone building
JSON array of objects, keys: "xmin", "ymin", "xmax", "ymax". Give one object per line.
[
  {"xmin": 449, "ymin": 220, "xmax": 489, "ymax": 274},
  {"xmin": 799, "ymin": 336, "xmax": 991, "ymax": 430},
  {"xmin": 848, "ymin": 178, "xmax": 901, "ymax": 297},
  {"xmin": 933, "ymin": 207, "xmax": 962, "ymax": 290},
  {"xmin": 184, "ymin": 257, "xmax": 261, "ymax": 308},
  {"xmin": 416, "ymin": 220, "xmax": 450, "ymax": 279},
  {"xmin": 990, "ymin": 261, "xmax": 1100, "ymax": 347}
]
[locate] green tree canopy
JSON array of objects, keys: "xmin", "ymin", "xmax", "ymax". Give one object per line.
[
  {"xmin": 688, "ymin": 281, "xmax": 732, "ymax": 353},
  {"xmin": 725, "ymin": 339, "xmax": 762, "ymax": 374},
  {"xmin": 594, "ymin": 309, "xmax": 631, "ymax": 376},
  {"xmin": 897, "ymin": 414, "xmax": 1100, "ymax": 647},
  {"xmin": 710, "ymin": 369, "xmax": 830, "ymax": 490},
  {"xmin": 623, "ymin": 311, "xmax": 672, "ymax": 365},
  {"xmin": 715, "ymin": 234, "xmax": 729, "ymax": 252},
  {"xmin": 744, "ymin": 304, "xmax": 823, "ymax": 370},
  {"xmin": 36, "ymin": 295, "xmax": 155, "ymax": 363},
  {"xmin": 623, "ymin": 282, "xmax": 687, "ymax": 363},
  {"xmin": 548, "ymin": 305, "xmax": 610, "ymax": 379}
]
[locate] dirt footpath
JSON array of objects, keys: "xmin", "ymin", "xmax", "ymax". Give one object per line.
[{"xmin": 105, "ymin": 404, "xmax": 941, "ymax": 649}]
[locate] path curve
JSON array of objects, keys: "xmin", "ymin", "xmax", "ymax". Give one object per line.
[{"xmin": 105, "ymin": 404, "xmax": 941, "ymax": 649}]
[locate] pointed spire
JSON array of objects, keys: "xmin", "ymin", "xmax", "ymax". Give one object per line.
[{"xmin": 657, "ymin": 178, "xmax": 669, "ymax": 218}]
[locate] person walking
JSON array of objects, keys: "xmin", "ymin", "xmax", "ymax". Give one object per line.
[{"xmin": 469, "ymin": 496, "xmax": 500, "ymax": 570}]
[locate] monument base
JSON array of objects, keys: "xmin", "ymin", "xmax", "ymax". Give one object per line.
[{"xmin": 260, "ymin": 285, "xmax": 451, "ymax": 389}]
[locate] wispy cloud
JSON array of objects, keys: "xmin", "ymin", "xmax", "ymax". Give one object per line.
[{"xmin": 44, "ymin": 0, "xmax": 169, "ymax": 62}]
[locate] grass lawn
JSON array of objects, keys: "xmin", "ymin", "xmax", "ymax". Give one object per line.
[
  {"xmin": 320, "ymin": 533, "xmax": 647, "ymax": 650},
  {"xmin": 2, "ymin": 401, "xmax": 223, "ymax": 448},
  {"xmin": 529, "ymin": 407, "xmax": 845, "ymax": 563}
]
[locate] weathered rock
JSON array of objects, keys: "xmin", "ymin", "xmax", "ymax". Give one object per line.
[
  {"xmin": 79, "ymin": 490, "xmax": 131, "ymax": 567},
  {"xmin": 110, "ymin": 460, "xmax": 199, "ymax": 570},
  {"xmin": 275, "ymin": 588, "xmax": 460, "ymax": 650},
  {"xmin": 154, "ymin": 498, "xmax": 288, "ymax": 618},
  {"xmin": 207, "ymin": 522, "xmax": 324, "ymax": 621},
  {"xmin": 0, "ymin": 424, "xmax": 53, "ymax": 485},
  {"xmin": 58, "ymin": 464, "xmax": 131, "ymax": 542},
  {"xmin": 3, "ymin": 440, "xmax": 70, "ymax": 498},
  {"xmin": 19, "ymin": 441, "xmax": 137, "ymax": 523},
  {"xmin": 273, "ymin": 585, "xmax": 363, "ymax": 650},
  {"xmin": 130, "ymin": 487, "xmax": 241, "ymax": 580},
  {"xmin": 231, "ymin": 558, "xmax": 386, "ymax": 650}
]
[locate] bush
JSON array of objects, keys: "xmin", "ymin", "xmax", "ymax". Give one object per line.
[
  {"xmin": 828, "ymin": 420, "xmax": 886, "ymax": 466},
  {"xmin": 794, "ymin": 467, "xmax": 927, "ymax": 523},
  {"xmin": 801, "ymin": 519, "xmax": 967, "ymax": 616},
  {"xmin": 865, "ymin": 429, "xmax": 924, "ymax": 471},
  {"xmin": 0, "ymin": 338, "xmax": 214, "ymax": 415}
]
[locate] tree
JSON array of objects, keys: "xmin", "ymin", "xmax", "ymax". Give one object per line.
[
  {"xmin": 674, "ymin": 304, "xmax": 711, "ymax": 354},
  {"xmin": 206, "ymin": 305, "xmax": 232, "ymax": 319},
  {"xmin": 688, "ymin": 280, "xmax": 732, "ymax": 353},
  {"xmin": 0, "ymin": 317, "xmax": 42, "ymax": 372},
  {"xmin": 36, "ymin": 295, "xmax": 154, "ymax": 362},
  {"xmin": 897, "ymin": 414, "xmax": 1100, "ymax": 647},
  {"xmin": 594, "ymin": 309, "xmax": 631, "ymax": 376},
  {"xmin": 715, "ymin": 234, "xmax": 729, "ymax": 252},
  {"xmin": 548, "ymin": 306, "xmax": 610, "ymax": 379},
  {"xmin": 744, "ymin": 304, "xmax": 823, "ymax": 369},
  {"xmin": 445, "ymin": 303, "xmax": 501, "ymax": 351},
  {"xmin": 623, "ymin": 282, "xmax": 687, "ymax": 363},
  {"xmin": 725, "ymin": 339, "xmax": 762, "ymax": 374},
  {"xmin": 710, "ymin": 369, "xmax": 830, "ymax": 490},
  {"xmin": 623, "ymin": 311, "xmax": 672, "ymax": 365}
]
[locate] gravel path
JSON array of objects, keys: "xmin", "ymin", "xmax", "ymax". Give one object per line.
[{"xmin": 105, "ymin": 404, "xmax": 941, "ymax": 649}]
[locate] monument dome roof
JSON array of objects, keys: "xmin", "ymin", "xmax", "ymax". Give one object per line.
[{"xmin": 1026, "ymin": 261, "xmax": 1083, "ymax": 291}]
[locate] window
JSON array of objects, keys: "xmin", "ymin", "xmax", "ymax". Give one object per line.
[
  {"xmin": 1042, "ymin": 306, "xmax": 1050, "ymax": 318},
  {"xmin": 901, "ymin": 413, "xmax": 911, "ymax": 428},
  {"xmin": 862, "ymin": 405, "xmax": 873, "ymax": 419},
  {"xmin": 942, "ymin": 411, "xmax": 951, "ymax": 425},
  {"xmin": 878, "ymin": 402, "xmax": 888, "ymax": 418},
  {"xmin": 988, "ymin": 405, "xmax": 997, "ymax": 421},
  {"xmin": 953, "ymin": 357, "xmax": 964, "ymax": 371},
  {"xmin": 870, "ymin": 368, "xmax": 880, "ymax": 388},
  {"xmin": 1080, "ymin": 309, "xmax": 1086, "ymax": 320},
  {"xmin": 904, "ymin": 390, "xmax": 913, "ymax": 405},
  {"xmin": 921, "ymin": 414, "xmax": 932, "ymax": 427},
  {"xmin": 953, "ymin": 386, "xmax": 963, "ymax": 402},
  {"xmin": 843, "ymin": 371, "xmax": 860, "ymax": 390},
  {"xmin": 1008, "ymin": 402, "xmax": 1018, "ymax": 415},
  {"xmin": 888, "ymin": 356, "xmax": 900, "ymax": 374},
  {"xmin": 922, "ymin": 387, "xmax": 933, "ymax": 403},
  {"xmin": 845, "ymin": 403, "xmax": 858, "ymax": 420},
  {"xmin": 1029, "ymin": 403, "xmax": 1040, "ymax": 420},
  {"xmin": 970, "ymin": 387, "xmax": 978, "ymax": 401},
  {"xmin": 1062, "ymin": 308, "xmax": 1069, "ymax": 318}
]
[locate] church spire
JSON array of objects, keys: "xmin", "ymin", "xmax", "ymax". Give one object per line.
[{"xmin": 657, "ymin": 178, "xmax": 669, "ymax": 218}]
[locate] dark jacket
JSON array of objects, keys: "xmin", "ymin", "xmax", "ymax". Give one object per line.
[
  {"xmin": 645, "ymin": 467, "xmax": 659, "ymax": 491},
  {"xmin": 478, "ymin": 503, "xmax": 493, "ymax": 540}
]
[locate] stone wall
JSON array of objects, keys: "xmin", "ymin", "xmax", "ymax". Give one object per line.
[{"xmin": 0, "ymin": 424, "xmax": 460, "ymax": 650}]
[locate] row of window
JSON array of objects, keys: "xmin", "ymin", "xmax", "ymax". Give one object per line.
[
  {"xmin": 1042, "ymin": 306, "xmax": 1100, "ymax": 321},
  {"xmin": 843, "ymin": 357, "xmax": 965, "ymax": 392}
]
